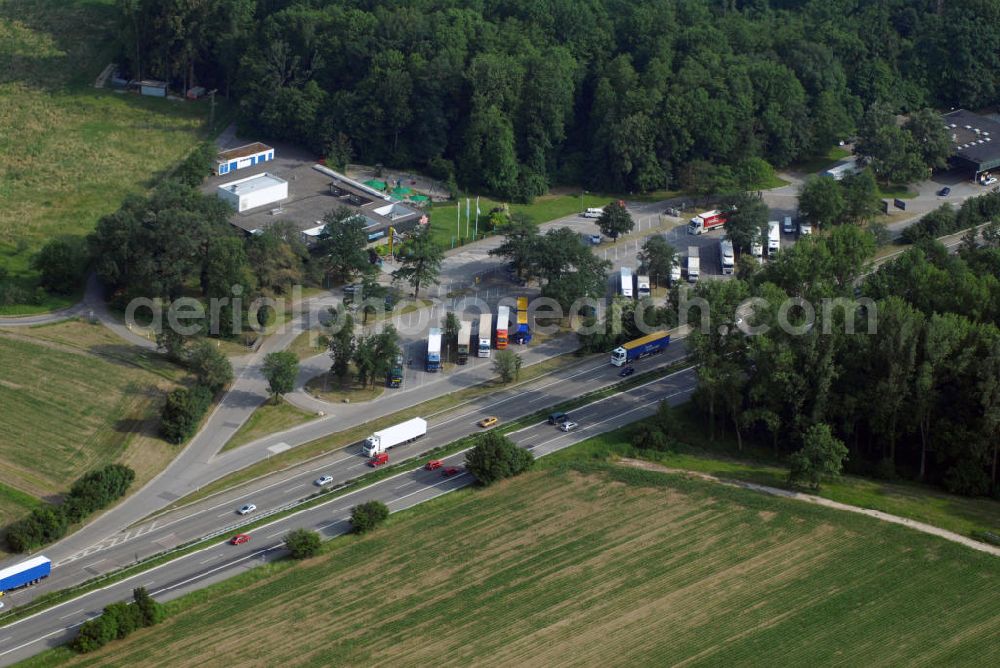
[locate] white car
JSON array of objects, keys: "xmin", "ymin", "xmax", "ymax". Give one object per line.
[
  {"xmin": 589, "ymin": 234, "xmax": 602, "ymax": 245},
  {"xmin": 237, "ymin": 503, "xmax": 257, "ymax": 515},
  {"xmin": 560, "ymin": 421, "xmax": 579, "ymax": 432},
  {"xmin": 799, "ymin": 222, "xmax": 813, "ymax": 237},
  {"xmin": 314, "ymin": 475, "xmax": 334, "ymax": 487},
  {"xmin": 983, "ymin": 176, "xmax": 998, "ymax": 186}
]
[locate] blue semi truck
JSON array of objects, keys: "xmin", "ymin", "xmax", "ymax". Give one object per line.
[
  {"xmin": 610, "ymin": 331, "xmax": 671, "ymax": 366},
  {"xmin": 0, "ymin": 555, "xmax": 51, "ymax": 593}
]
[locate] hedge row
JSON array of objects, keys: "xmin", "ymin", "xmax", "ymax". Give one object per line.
[
  {"xmin": 160, "ymin": 384, "xmax": 212, "ymax": 444},
  {"xmin": 5, "ymin": 464, "xmax": 135, "ymax": 553},
  {"xmin": 73, "ymin": 587, "xmax": 165, "ymax": 653},
  {"xmin": 901, "ymin": 190, "xmax": 1000, "ymax": 243}
]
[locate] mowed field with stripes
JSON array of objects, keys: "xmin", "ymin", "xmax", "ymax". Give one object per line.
[{"xmin": 27, "ymin": 460, "xmax": 999, "ymax": 667}]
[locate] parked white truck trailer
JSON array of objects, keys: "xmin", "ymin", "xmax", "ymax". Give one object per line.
[
  {"xmin": 687, "ymin": 247, "xmax": 700, "ymax": 282},
  {"xmin": 362, "ymin": 418, "xmax": 427, "ymax": 457},
  {"xmin": 767, "ymin": 220, "xmax": 780, "ymax": 254},
  {"xmin": 477, "ymin": 314, "xmax": 492, "ymax": 358},
  {"xmin": 719, "ymin": 239, "xmax": 735, "ymax": 275}
]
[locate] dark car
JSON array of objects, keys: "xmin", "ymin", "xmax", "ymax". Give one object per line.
[
  {"xmin": 442, "ymin": 467, "xmax": 462, "ymax": 477},
  {"xmin": 937, "ymin": 187, "xmax": 951, "ymax": 197},
  {"xmin": 619, "ymin": 366, "xmax": 635, "ymax": 377}
]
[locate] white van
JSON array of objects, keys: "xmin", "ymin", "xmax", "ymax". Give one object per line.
[{"xmin": 583, "ymin": 207, "xmax": 604, "ymax": 218}]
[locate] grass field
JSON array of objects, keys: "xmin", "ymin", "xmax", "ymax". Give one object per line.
[
  {"xmin": 0, "ymin": 0, "xmax": 210, "ymax": 314},
  {"xmin": 428, "ymin": 192, "xmax": 631, "ymax": 248},
  {"xmin": 0, "ymin": 320, "xmax": 182, "ymax": 528},
  {"xmin": 549, "ymin": 404, "xmax": 1000, "ymax": 540},
  {"xmin": 224, "ymin": 400, "xmax": 319, "ymax": 452},
  {"xmin": 25, "ymin": 459, "xmax": 999, "ymax": 667}
]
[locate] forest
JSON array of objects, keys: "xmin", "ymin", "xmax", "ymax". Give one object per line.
[
  {"xmin": 115, "ymin": 0, "xmax": 1000, "ymax": 200},
  {"xmin": 688, "ymin": 222, "xmax": 1000, "ymax": 497}
]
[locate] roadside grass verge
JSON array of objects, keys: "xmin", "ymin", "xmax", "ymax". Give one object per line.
[
  {"xmin": 542, "ymin": 403, "xmax": 1000, "ymax": 539},
  {"xmin": 303, "ymin": 371, "xmax": 385, "ymax": 406},
  {"xmin": 22, "ymin": 455, "xmax": 999, "ymax": 666},
  {"xmin": 788, "ymin": 146, "xmax": 852, "ymax": 174},
  {"xmin": 153, "ymin": 351, "xmax": 678, "ymax": 514},
  {"xmin": 878, "ymin": 183, "xmax": 918, "ymax": 199},
  {"xmin": 225, "ymin": 400, "xmax": 319, "ymax": 452}
]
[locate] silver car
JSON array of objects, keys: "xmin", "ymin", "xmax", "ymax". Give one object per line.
[
  {"xmin": 560, "ymin": 421, "xmax": 579, "ymax": 432},
  {"xmin": 237, "ymin": 503, "xmax": 257, "ymax": 515}
]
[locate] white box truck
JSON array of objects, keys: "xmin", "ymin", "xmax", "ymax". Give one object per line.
[
  {"xmin": 362, "ymin": 417, "xmax": 427, "ymax": 457},
  {"xmin": 767, "ymin": 221, "xmax": 780, "ymax": 254},
  {"xmin": 620, "ymin": 267, "xmax": 633, "ymax": 298},
  {"xmin": 636, "ymin": 274, "xmax": 651, "ymax": 298},
  {"xmin": 687, "ymin": 247, "xmax": 700, "ymax": 282},
  {"xmin": 477, "ymin": 314, "xmax": 492, "ymax": 358},
  {"xmin": 719, "ymin": 239, "xmax": 735, "ymax": 275}
]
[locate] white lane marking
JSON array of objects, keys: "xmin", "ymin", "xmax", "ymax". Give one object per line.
[
  {"xmin": 0, "ymin": 615, "xmax": 94, "ymax": 658},
  {"xmin": 199, "ymin": 556, "xmax": 218, "ymax": 564},
  {"xmin": 4, "ymin": 371, "xmax": 694, "ymax": 652},
  {"xmin": 58, "ymin": 609, "xmax": 84, "ymax": 621},
  {"xmin": 429, "ymin": 359, "xmax": 607, "ymax": 427},
  {"xmin": 151, "ymin": 545, "xmax": 284, "ymax": 596},
  {"xmin": 504, "ymin": 364, "xmax": 695, "ymax": 439}
]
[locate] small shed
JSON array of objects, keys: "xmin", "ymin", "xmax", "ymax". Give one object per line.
[
  {"xmin": 139, "ymin": 80, "xmax": 167, "ymax": 97},
  {"xmin": 215, "ymin": 142, "xmax": 275, "ymax": 176}
]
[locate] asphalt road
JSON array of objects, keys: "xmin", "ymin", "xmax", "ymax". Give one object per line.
[
  {"xmin": 0, "ymin": 367, "xmax": 696, "ymax": 666},
  {"xmin": 4, "ymin": 342, "xmax": 690, "ymax": 608}
]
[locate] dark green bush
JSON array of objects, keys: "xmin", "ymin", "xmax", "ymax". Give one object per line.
[
  {"xmin": 4, "ymin": 464, "xmax": 135, "ymax": 552},
  {"xmin": 350, "ymin": 501, "xmax": 390, "ymax": 534},
  {"xmin": 464, "ymin": 431, "xmax": 534, "ymax": 486},
  {"xmin": 72, "ymin": 588, "xmax": 164, "ymax": 653},
  {"xmin": 160, "ymin": 384, "xmax": 213, "ymax": 443},
  {"xmin": 285, "ymin": 528, "xmax": 322, "ymax": 558}
]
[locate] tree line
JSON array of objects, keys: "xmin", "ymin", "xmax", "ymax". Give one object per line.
[
  {"xmin": 684, "ymin": 223, "xmax": 1000, "ymax": 496},
  {"xmin": 6, "ymin": 464, "xmax": 136, "ymax": 552},
  {"xmin": 115, "ymin": 0, "xmax": 999, "ymax": 201}
]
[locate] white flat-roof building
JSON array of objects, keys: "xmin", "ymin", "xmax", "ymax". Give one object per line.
[{"xmin": 216, "ymin": 173, "xmax": 288, "ymax": 213}]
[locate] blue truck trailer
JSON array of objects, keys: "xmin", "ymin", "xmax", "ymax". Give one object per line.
[
  {"xmin": 426, "ymin": 328, "xmax": 442, "ymax": 372},
  {"xmin": 610, "ymin": 331, "xmax": 671, "ymax": 366},
  {"xmin": 0, "ymin": 555, "xmax": 51, "ymax": 593}
]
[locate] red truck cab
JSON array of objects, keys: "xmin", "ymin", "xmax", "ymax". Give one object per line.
[{"xmin": 368, "ymin": 452, "xmax": 389, "ymax": 467}]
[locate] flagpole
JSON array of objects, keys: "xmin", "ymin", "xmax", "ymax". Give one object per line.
[
  {"xmin": 475, "ymin": 196, "xmax": 480, "ymax": 238},
  {"xmin": 466, "ymin": 198, "xmax": 470, "ymax": 239},
  {"xmin": 456, "ymin": 198, "xmax": 460, "ymax": 241}
]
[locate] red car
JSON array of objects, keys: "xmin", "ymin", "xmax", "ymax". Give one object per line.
[
  {"xmin": 368, "ymin": 452, "xmax": 389, "ymax": 467},
  {"xmin": 230, "ymin": 533, "xmax": 251, "ymax": 545},
  {"xmin": 425, "ymin": 459, "xmax": 443, "ymax": 471},
  {"xmin": 442, "ymin": 467, "xmax": 461, "ymax": 477}
]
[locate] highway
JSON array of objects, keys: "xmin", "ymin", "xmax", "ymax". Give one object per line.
[
  {"xmin": 0, "ymin": 366, "xmax": 697, "ymax": 666},
  {"xmin": 3, "ymin": 342, "xmax": 690, "ymax": 608}
]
